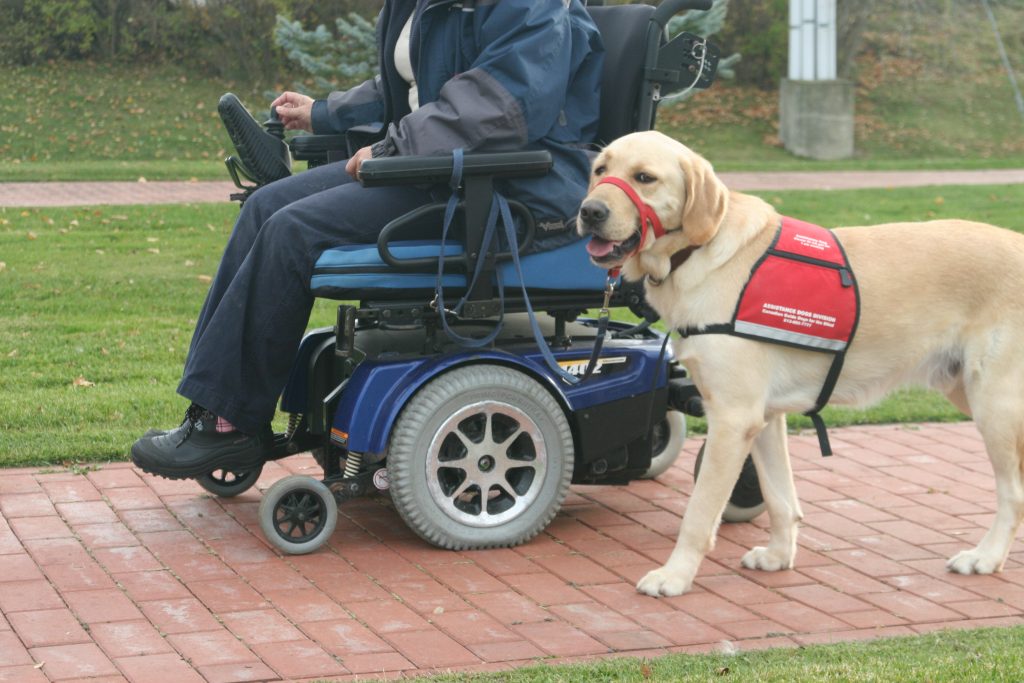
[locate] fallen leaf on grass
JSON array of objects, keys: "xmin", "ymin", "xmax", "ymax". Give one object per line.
[
  {"xmin": 72, "ymin": 376, "xmax": 95, "ymax": 388},
  {"xmin": 7, "ymin": 349, "xmax": 17, "ymax": 357},
  {"xmin": 27, "ymin": 231, "xmax": 38, "ymax": 240},
  {"xmin": 137, "ymin": 176, "xmax": 147, "ymax": 183},
  {"xmin": 0, "ymin": 261, "xmax": 6, "ymax": 272},
  {"xmin": 197, "ymin": 275, "xmax": 212, "ymax": 283},
  {"xmin": 147, "ymin": 248, "xmax": 160, "ymax": 254}
]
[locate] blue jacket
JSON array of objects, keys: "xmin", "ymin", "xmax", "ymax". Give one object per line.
[{"xmin": 310, "ymin": 0, "xmax": 604, "ymax": 240}]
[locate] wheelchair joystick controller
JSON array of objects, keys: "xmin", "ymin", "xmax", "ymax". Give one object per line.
[{"xmin": 264, "ymin": 106, "xmax": 285, "ymax": 141}]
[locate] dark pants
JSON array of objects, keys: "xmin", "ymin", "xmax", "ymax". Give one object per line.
[{"xmin": 178, "ymin": 161, "xmax": 436, "ymax": 434}]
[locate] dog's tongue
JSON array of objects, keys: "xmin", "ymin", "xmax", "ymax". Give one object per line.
[{"xmin": 586, "ymin": 236, "xmax": 617, "ymax": 258}]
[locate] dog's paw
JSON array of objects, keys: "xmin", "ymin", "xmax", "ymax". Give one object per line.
[
  {"xmin": 947, "ymin": 548, "xmax": 1002, "ymax": 575},
  {"xmin": 636, "ymin": 567, "xmax": 693, "ymax": 597},
  {"xmin": 740, "ymin": 546, "xmax": 793, "ymax": 572}
]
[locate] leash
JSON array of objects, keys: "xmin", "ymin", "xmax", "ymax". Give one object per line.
[{"xmin": 435, "ymin": 150, "xmax": 583, "ymax": 385}]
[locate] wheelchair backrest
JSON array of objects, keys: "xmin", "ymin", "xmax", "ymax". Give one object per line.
[{"xmin": 587, "ymin": 3, "xmax": 658, "ymax": 146}]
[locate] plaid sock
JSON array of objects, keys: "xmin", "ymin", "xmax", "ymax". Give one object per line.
[{"xmin": 214, "ymin": 416, "xmax": 237, "ymax": 433}]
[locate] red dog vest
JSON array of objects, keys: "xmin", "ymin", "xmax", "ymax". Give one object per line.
[{"xmin": 679, "ymin": 217, "xmax": 860, "ymax": 455}]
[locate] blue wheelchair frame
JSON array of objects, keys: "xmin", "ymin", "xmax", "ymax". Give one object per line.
[{"xmin": 212, "ymin": 0, "xmax": 740, "ymax": 553}]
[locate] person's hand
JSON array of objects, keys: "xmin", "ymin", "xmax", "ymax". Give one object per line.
[
  {"xmin": 345, "ymin": 146, "xmax": 374, "ymax": 178},
  {"xmin": 270, "ymin": 91, "xmax": 315, "ymax": 132}
]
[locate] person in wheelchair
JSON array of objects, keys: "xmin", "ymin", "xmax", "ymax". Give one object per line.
[{"xmin": 131, "ymin": 0, "xmax": 605, "ymax": 479}]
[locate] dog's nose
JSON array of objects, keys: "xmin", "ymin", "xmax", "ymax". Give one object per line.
[{"xmin": 579, "ymin": 200, "xmax": 609, "ymax": 227}]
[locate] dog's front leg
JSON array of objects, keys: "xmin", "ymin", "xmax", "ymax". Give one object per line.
[
  {"xmin": 637, "ymin": 414, "xmax": 762, "ymax": 597},
  {"xmin": 741, "ymin": 413, "xmax": 802, "ymax": 571}
]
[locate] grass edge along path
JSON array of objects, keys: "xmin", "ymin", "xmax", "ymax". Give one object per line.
[{"xmin": 405, "ymin": 625, "xmax": 1024, "ymax": 682}]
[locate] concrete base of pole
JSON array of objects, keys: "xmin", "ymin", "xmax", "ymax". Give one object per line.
[{"xmin": 779, "ymin": 79, "xmax": 854, "ymax": 160}]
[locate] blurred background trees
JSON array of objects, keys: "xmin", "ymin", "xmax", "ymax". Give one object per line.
[{"xmin": 0, "ymin": 0, "xmax": 378, "ymax": 81}]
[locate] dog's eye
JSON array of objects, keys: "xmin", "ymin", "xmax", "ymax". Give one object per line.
[
  {"xmin": 635, "ymin": 172, "xmax": 656, "ymax": 184},
  {"xmin": 594, "ymin": 165, "xmax": 606, "ymax": 176}
]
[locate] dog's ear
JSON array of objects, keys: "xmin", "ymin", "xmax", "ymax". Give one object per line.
[{"xmin": 679, "ymin": 152, "xmax": 728, "ymax": 246}]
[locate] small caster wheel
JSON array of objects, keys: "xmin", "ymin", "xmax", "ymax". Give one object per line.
[
  {"xmin": 259, "ymin": 476, "xmax": 337, "ymax": 555},
  {"xmin": 694, "ymin": 443, "xmax": 766, "ymax": 523},
  {"xmin": 641, "ymin": 411, "xmax": 686, "ymax": 479},
  {"xmin": 196, "ymin": 465, "xmax": 263, "ymax": 498}
]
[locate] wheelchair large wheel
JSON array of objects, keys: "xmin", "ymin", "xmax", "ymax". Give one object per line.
[
  {"xmin": 258, "ymin": 476, "xmax": 337, "ymax": 555},
  {"xmin": 641, "ymin": 411, "xmax": 686, "ymax": 479},
  {"xmin": 693, "ymin": 443, "xmax": 766, "ymax": 523},
  {"xmin": 387, "ymin": 365, "xmax": 574, "ymax": 550}
]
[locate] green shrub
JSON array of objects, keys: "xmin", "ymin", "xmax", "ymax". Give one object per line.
[
  {"xmin": 0, "ymin": 0, "xmax": 380, "ymax": 81},
  {"xmin": 0, "ymin": 0, "xmax": 101, "ymax": 64},
  {"xmin": 274, "ymin": 11, "xmax": 377, "ymax": 93},
  {"xmin": 714, "ymin": 0, "xmax": 787, "ymax": 89}
]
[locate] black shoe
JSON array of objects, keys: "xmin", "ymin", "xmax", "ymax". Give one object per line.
[
  {"xmin": 218, "ymin": 92, "xmax": 291, "ymax": 186},
  {"xmin": 131, "ymin": 406, "xmax": 271, "ymax": 480},
  {"xmin": 141, "ymin": 404, "xmax": 196, "ymax": 439}
]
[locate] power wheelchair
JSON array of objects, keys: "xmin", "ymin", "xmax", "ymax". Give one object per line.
[{"xmin": 210, "ymin": 0, "xmax": 764, "ymax": 555}]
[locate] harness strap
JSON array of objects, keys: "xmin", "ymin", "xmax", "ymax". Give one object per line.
[
  {"xmin": 677, "ymin": 323, "xmax": 735, "ymax": 338},
  {"xmin": 806, "ymin": 351, "xmax": 847, "ymax": 456}
]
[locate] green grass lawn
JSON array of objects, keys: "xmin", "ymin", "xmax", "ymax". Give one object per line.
[
  {"xmin": 3, "ymin": 0, "xmax": 1023, "ymax": 184},
  {"xmin": 3, "ymin": 183, "xmax": 1024, "ymax": 466},
  {"xmin": 411, "ymin": 625, "xmax": 1024, "ymax": 682},
  {"xmin": 0, "ymin": 62, "xmax": 272, "ymax": 181}
]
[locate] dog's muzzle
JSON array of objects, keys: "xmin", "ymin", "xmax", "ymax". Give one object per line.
[
  {"xmin": 580, "ymin": 177, "xmax": 665, "ymax": 273},
  {"xmin": 578, "ymin": 197, "xmax": 642, "ymax": 264}
]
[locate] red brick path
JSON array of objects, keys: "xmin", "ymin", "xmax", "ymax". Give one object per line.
[
  {"xmin": 4, "ymin": 169, "xmax": 1024, "ymax": 207},
  {"xmin": 1, "ymin": 422, "xmax": 1022, "ymax": 682}
]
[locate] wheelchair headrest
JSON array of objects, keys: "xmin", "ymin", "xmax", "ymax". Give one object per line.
[{"xmin": 587, "ymin": 3, "xmax": 658, "ymax": 145}]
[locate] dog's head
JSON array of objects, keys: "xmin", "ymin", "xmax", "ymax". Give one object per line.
[{"xmin": 577, "ymin": 131, "xmax": 729, "ymax": 273}]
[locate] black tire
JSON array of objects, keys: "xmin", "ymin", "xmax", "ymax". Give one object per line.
[
  {"xmin": 258, "ymin": 476, "xmax": 337, "ymax": 555},
  {"xmin": 641, "ymin": 411, "xmax": 686, "ymax": 479},
  {"xmin": 195, "ymin": 465, "xmax": 263, "ymax": 498},
  {"xmin": 693, "ymin": 442, "xmax": 766, "ymax": 523},
  {"xmin": 387, "ymin": 365, "xmax": 574, "ymax": 550}
]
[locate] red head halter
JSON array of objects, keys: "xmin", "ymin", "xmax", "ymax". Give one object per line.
[{"xmin": 593, "ymin": 176, "xmax": 665, "ymax": 277}]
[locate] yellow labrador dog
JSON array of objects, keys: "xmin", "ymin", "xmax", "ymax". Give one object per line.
[{"xmin": 578, "ymin": 130, "xmax": 1024, "ymax": 597}]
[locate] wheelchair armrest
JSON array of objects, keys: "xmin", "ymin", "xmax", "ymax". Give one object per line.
[
  {"xmin": 376, "ymin": 199, "xmax": 536, "ymax": 271},
  {"xmin": 289, "ymin": 124, "xmax": 385, "ymax": 166},
  {"xmin": 289, "ymin": 134, "xmax": 348, "ymax": 158},
  {"xmin": 358, "ymin": 150, "xmax": 553, "ymax": 187}
]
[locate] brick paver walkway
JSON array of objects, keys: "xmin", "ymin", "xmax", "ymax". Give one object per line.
[
  {"xmin": 1, "ymin": 422, "xmax": 1021, "ymax": 682},
  {"xmin": 3, "ymin": 169, "xmax": 1024, "ymax": 207}
]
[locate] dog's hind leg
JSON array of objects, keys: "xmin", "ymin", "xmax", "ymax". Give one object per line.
[
  {"xmin": 741, "ymin": 413, "xmax": 803, "ymax": 571},
  {"xmin": 637, "ymin": 409, "xmax": 764, "ymax": 597},
  {"xmin": 947, "ymin": 357, "xmax": 1024, "ymax": 575}
]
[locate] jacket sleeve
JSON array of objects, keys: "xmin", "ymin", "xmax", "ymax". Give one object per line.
[
  {"xmin": 384, "ymin": 2, "xmax": 579, "ymax": 157},
  {"xmin": 310, "ymin": 76, "xmax": 387, "ymax": 135}
]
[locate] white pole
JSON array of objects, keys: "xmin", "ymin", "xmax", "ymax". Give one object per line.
[
  {"xmin": 788, "ymin": 0, "xmax": 802, "ymax": 80},
  {"xmin": 789, "ymin": 0, "xmax": 836, "ymax": 80},
  {"xmin": 816, "ymin": 0, "xmax": 836, "ymax": 80}
]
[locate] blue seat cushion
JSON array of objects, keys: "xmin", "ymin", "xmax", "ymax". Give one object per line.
[{"xmin": 311, "ymin": 237, "xmax": 608, "ymax": 299}]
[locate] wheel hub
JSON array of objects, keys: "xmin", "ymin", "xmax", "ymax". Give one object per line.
[
  {"xmin": 273, "ymin": 489, "xmax": 327, "ymax": 542},
  {"xmin": 426, "ymin": 400, "xmax": 546, "ymax": 528}
]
